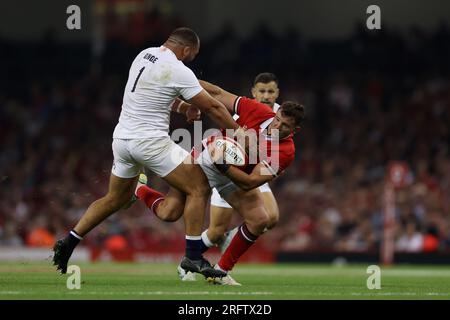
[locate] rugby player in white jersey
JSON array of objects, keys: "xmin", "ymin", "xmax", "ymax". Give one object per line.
[
  {"xmin": 179, "ymin": 73, "xmax": 282, "ymax": 282},
  {"xmin": 52, "ymin": 28, "xmax": 243, "ymax": 279}
]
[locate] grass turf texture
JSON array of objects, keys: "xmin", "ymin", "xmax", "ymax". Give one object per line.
[{"xmin": 0, "ymin": 261, "xmax": 449, "ymax": 300}]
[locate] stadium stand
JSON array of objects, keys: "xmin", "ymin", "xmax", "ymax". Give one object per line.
[{"xmin": 0, "ymin": 9, "xmax": 449, "ymax": 262}]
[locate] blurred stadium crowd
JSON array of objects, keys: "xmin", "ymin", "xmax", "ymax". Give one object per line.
[{"xmin": 0, "ymin": 8, "xmax": 449, "ymax": 255}]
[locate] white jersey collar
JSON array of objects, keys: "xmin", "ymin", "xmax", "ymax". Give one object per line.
[
  {"xmin": 260, "ymin": 117, "xmax": 275, "ymax": 140},
  {"xmin": 160, "ymin": 46, "xmax": 177, "ymax": 60}
]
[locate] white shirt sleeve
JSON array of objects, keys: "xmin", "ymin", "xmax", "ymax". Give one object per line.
[{"xmin": 174, "ymin": 66, "xmax": 203, "ymax": 100}]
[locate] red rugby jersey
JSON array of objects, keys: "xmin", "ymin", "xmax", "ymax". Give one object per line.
[{"xmin": 229, "ymin": 97, "xmax": 296, "ymax": 176}]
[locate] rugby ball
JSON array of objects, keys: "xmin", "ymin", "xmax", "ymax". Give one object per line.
[{"xmin": 209, "ymin": 136, "xmax": 248, "ymax": 167}]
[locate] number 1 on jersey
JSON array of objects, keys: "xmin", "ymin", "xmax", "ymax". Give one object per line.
[{"xmin": 131, "ymin": 66, "xmax": 145, "ymax": 92}]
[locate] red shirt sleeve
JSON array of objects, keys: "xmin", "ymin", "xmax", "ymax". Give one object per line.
[
  {"xmin": 234, "ymin": 97, "xmax": 275, "ymax": 128},
  {"xmin": 260, "ymin": 138, "xmax": 295, "ymax": 177}
]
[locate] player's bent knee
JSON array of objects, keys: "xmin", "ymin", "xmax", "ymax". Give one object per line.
[
  {"xmin": 185, "ymin": 168, "xmax": 210, "ymax": 197},
  {"xmin": 156, "ymin": 208, "xmax": 182, "ymax": 222},
  {"xmin": 208, "ymin": 226, "xmax": 227, "ymax": 243},
  {"xmin": 258, "ymin": 215, "xmax": 271, "ymax": 229},
  {"xmin": 267, "ymin": 212, "xmax": 279, "ymax": 229},
  {"xmin": 246, "ymin": 212, "xmax": 270, "ymax": 234},
  {"xmin": 181, "ymin": 172, "xmax": 210, "ymax": 197},
  {"xmin": 191, "ymin": 182, "xmax": 211, "ymax": 197},
  {"xmin": 267, "ymin": 216, "xmax": 279, "ymax": 230},
  {"xmin": 158, "ymin": 213, "xmax": 179, "ymax": 222}
]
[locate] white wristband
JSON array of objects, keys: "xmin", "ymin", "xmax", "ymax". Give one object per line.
[{"xmin": 177, "ymin": 101, "xmax": 185, "ymax": 113}]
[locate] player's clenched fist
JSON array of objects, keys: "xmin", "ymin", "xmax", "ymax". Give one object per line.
[{"xmin": 186, "ymin": 106, "xmax": 201, "ymax": 123}]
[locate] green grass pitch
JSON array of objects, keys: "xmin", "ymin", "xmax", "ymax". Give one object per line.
[{"xmin": 0, "ymin": 261, "xmax": 449, "ymax": 299}]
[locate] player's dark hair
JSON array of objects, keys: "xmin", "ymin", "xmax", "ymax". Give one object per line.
[
  {"xmin": 253, "ymin": 73, "xmax": 279, "ymax": 87},
  {"xmin": 280, "ymin": 102, "xmax": 305, "ymax": 128},
  {"xmin": 167, "ymin": 27, "xmax": 199, "ymax": 47}
]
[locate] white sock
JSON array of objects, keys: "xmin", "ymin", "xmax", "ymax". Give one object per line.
[
  {"xmin": 201, "ymin": 229, "xmax": 215, "ymax": 248},
  {"xmin": 185, "ymin": 235, "xmax": 201, "ymax": 240}
]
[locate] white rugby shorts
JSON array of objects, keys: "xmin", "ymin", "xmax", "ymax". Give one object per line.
[
  {"xmin": 193, "ymin": 141, "xmax": 273, "ymax": 203},
  {"xmin": 112, "ymin": 137, "xmax": 189, "ymax": 178},
  {"xmin": 210, "ymin": 183, "xmax": 272, "ymax": 208}
]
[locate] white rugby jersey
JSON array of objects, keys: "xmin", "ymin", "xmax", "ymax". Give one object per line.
[
  {"xmin": 232, "ymin": 102, "xmax": 280, "ymax": 120},
  {"xmin": 113, "ymin": 46, "xmax": 203, "ymax": 139}
]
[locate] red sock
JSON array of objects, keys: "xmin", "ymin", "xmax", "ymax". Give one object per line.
[
  {"xmin": 218, "ymin": 224, "xmax": 259, "ymax": 271},
  {"xmin": 136, "ymin": 185, "xmax": 164, "ymax": 215}
]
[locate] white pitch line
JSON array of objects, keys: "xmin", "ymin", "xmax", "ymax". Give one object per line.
[
  {"xmin": 0, "ymin": 291, "xmax": 274, "ymax": 296},
  {"xmin": 234, "ymin": 269, "xmax": 450, "ymax": 277},
  {"xmin": 1, "ymin": 290, "xmax": 449, "ymax": 297},
  {"xmin": 351, "ymin": 292, "xmax": 450, "ymax": 296}
]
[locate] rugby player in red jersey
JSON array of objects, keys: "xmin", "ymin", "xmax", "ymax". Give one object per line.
[{"xmin": 136, "ymin": 80, "xmax": 304, "ymax": 284}]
